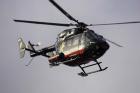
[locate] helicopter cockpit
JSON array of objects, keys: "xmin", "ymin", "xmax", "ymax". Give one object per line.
[
  {"xmin": 85, "ymin": 30, "xmax": 106, "ymax": 43},
  {"xmin": 85, "ymin": 29, "xmax": 110, "ymax": 58}
]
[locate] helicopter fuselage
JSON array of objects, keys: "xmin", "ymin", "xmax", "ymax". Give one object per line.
[{"xmin": 48, "ymin": 28, "xmax": 110, "ymax": 66}]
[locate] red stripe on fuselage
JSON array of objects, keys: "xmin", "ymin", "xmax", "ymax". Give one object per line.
[{"xmin": 48, "ymin": 48, "xmax": 85, "ymax": 62}]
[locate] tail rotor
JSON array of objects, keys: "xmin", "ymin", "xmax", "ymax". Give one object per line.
[
  {"xmin": 18, "ymin": 38, "xmax": 26, "ymax": 58},
  {"xmin": 18, "ymin": 37, "xmax": 36, "ymax": 66}
]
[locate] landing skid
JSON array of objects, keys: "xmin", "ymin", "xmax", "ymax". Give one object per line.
[{"xmin": 78, "ymin": 60, "xmax": 108, "ymax": 77}]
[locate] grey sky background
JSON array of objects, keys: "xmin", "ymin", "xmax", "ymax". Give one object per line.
[{"xmin": 1, "ymin": 0, "xmax": 140, "ymax": 93}]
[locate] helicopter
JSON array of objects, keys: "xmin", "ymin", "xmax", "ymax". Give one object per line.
[{"xmin": 14, "ymin": 0, "xmax": 140, "ymax": 77}]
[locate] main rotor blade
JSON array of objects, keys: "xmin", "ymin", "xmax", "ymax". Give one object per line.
[
  {"xmin": 49, "ymin": 0, "xmax": 78, "ymax": 23},
  {"xmin": 104, "ymin": 38, "xmax": 123, "ymax": 47},
  {"xmin": 14, "ymin": 19, "xmax": 75, "ymax": 27},
  {"xmin": 91, "ymin": 21, "xmax": 140, "ymax": 26}
]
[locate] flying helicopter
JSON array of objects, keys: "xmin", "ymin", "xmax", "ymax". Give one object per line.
[{"xmin": 14, "ymin": 0, "xmax": 140, "ymax": 77}]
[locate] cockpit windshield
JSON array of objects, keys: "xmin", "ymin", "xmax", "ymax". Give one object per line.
[{"xmin": 86, "ymin": 30, "xmax": 105, "ymax": 42}]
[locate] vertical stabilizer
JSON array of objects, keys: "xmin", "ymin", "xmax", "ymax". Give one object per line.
[{"xmin": 18, "ymin": 38, "xmax": 26, "ymax": 58}]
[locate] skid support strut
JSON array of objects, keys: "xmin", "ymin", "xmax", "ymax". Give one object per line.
[{"xmin": 78, "ymin": 60, "xmax": 108, "ymax": 77}]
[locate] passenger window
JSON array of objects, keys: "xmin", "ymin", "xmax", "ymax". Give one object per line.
[
  {"xmin": 67, "ymin": 39, "xmax": 72, "ymax": 47},
  {"xmin": 72, "ymin": 36, "xmax": 79, "ymax": 46},
  {"xmin": 63, "ymin": 34, "xmax": 82, "ymax": 51},
  {"xmin": 63, "ymin": 38, "xmax": 72, "ymax": 51}
]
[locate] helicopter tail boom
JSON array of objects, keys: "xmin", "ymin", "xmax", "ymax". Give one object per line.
[{"xmin": 18, "ymin": 37, "xmax": 52, "ymax": 59}]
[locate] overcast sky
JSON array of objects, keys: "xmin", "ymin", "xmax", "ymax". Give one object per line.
[{"xmin": 1, "ymin": 0, "xmax": 140, "ymax": 93}]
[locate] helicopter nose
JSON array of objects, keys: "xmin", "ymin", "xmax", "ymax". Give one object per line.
[{"xmin": 100, "ymin": 41, "xmax": 110, "ymax": 50}]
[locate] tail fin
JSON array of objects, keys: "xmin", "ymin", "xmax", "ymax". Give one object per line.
[{"xmin": 18, "ymin": 38, "xmax": 26, "ymax": 58}]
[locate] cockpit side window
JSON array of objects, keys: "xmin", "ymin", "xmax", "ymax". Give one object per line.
[
  {"xmin": 63, "ymin": 34, "xmax": 82, "ymax": 51},
  {"xmin": 72, "ymin": 35, "xmax": 80, "ymax": 46}
]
